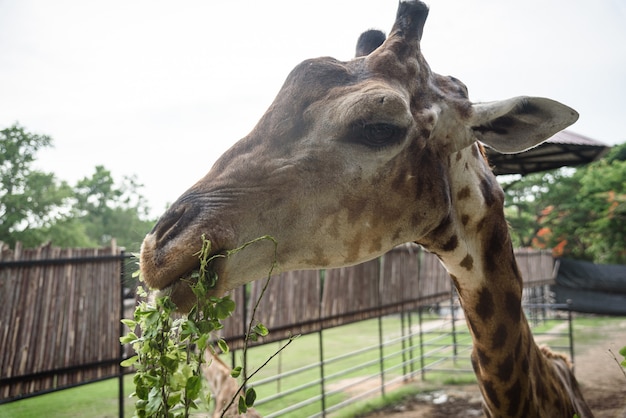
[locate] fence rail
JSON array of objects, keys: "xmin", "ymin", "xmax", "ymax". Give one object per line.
[{"xmin": 237, "ymin": 301, "xmax": 573, "ymax": 418}]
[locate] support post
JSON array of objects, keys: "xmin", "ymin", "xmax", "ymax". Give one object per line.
[
  {"xmin": 450, "ymin": 290, "xmax": 458, "ymax": 362},
  {"xmin": 567, "ymin": 300, "xmax": 575, "ymax": 368},
  {"xmin": 118, "ymin": 250, "xmax": 126, "ymax": 418},
  {"xmin": 418, "ymin": 307, "xmax": 425, "ymax": 381},
  {"xmin": 400, "ymin": 311, "xmax": 407, "ymax": 381},
  {"xmin": 407, "ymin": 310, "xmax": 415, "ymax": 376},
  {"xmin": 318, "ymin": 330, "xmax": 326, "ymax": 417},
  {"xmin": 378, "ymin": 315, "xmax": 385, "ymax": 397}
]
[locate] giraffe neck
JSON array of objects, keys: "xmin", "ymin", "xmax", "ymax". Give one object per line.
[{"xmin": 419, "ymin": 146, "xmax": 582, "ymax": 417}]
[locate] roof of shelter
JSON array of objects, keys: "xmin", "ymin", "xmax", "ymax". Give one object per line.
[{"xmin": 485, "ymin": 131, "xmax": 610, "ymax": 176}]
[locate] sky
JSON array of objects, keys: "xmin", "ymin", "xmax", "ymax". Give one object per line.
[{"xmin": 1, "ymin": 0, "xmax": 625, "ymax": 219}]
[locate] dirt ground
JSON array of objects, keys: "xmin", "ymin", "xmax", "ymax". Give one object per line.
[{"xmin": 360, "ymin": 318, "xmax": 626, "ymax": 418}]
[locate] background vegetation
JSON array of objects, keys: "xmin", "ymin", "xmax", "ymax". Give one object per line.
[
  {"xmin": 0, "ymin": 123, "xmax": 155, "ymax": 252},
  {"xmin": 502, "ymin": 142, "xmax": 626, "ymax": 264}
]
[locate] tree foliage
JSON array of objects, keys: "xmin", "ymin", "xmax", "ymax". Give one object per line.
[
  {"xmin": 71, "ymin": 165, "xmax": 154, "ymax": 249},
  {"xmin": 0, "ymin": 123, "xmax": 155, "ymax": 251},
  {"xmin": 0, "ymin": 124, "xmax": 73, "ymax": 246},
  {"xmin": 502, "ymin": 142, "xmax": 626, "ymax": 264}
]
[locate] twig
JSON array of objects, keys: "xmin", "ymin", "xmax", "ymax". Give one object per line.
[
  {"xmin": 219, "ymin": 235, "xmax": 279, "ymax": 417},
  {"xmin": 221, "ymin": 335, "xmax": 299, "ymax": 416},
  {"xmin": 608, "ymin": 349, "xmax": 626, "ymax": 380}
]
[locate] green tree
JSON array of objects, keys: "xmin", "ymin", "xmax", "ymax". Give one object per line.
[
  {"xmin": 71, "ymin": 165, "xmax": 154, "ymax": 251},
  {"xmin": 573, "ymin": 146, "xmax": 626, "ymax": 263},
  {"xmin": 502, "ymin": 142, "xmax": 626, "ymax": 263},
  {"xmin": 1, "ymin": 123, "xmax": 155, "ymax": 251},
  {"xmin": 0, "ymin": 124, "xmax": 74, "ymax": 247}
]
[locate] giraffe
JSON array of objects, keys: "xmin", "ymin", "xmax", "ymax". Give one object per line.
[
  {"xmin": 139, "ymin": 2, "xmax": 593, "ymax": 417},
  {"xmin": 202, "ymin": 351, "xmax": 262, "ymax": 418}
]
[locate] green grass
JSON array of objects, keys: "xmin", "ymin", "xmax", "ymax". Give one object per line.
[{"xmin": 0, "ymin": 375, "xmax": 136, "ymax": 418}]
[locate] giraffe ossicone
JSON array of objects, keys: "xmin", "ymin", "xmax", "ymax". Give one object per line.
[{"xmin": 140, "ymin": 1, "xmax": 592, "ymax": 416}]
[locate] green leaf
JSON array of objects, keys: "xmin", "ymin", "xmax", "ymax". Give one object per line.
[
  {"xmin": 121, "ymin": 318, "xmax": 137, "ymax": 328},
  {"xmin": 185, "ymin": 375, "xmax": 202, "ymax": 399},
  {"xmin": 245, "ymin": 387, "xmax": 257, "ymax": 407},
  {"xmin": 119, "ymin": 332, "xmax": 138, "ymax": 344},
  {"xmin": 146, "ymin": 387, "xmax": 163, "ymax": 415},
  {"xmin": 196, "ymin": 333, "xmax": 209, "ymax": 351},
  {"xmin": 191, "ymin": 280, "xmax": 207, "ymax": 298},
  {"xmin": 253, "ymin": 323, "xmax": 269, "ymax": 337},
  {"xmin": 196, "ymin": 319, "xmax": 215, "ymax": 334},
  {"xmin": 180, "ymin": 319, "xmax": 199, "ymax": 338},
  {"xmin": 167, "ymin": 391, "xmax": 182, "ymax": 407},
  {"xmin": 207, "ymin": 270, "xmax": 219, "ymax": 288},
  {"xmin": 238, "ymin": 395, "xmax": 248, "ymax": 414},
  {"xmin": 215, "ymin": 297, "xmax": 236, "ymax": 320},
  {"xmin": 619, "ymin": 345, "xmax": 626, "ymax": 357},
  {"xmin": 217, "ymin": 339, "xmax": 229, "ymax": 354},
  {"xmin": 160, "ymin": 353, "xmax": 179, "ymax": 372},
  {"xmin": 230, "ymin": 366, "xmax": 242, "ymax": 378},
  {"xmin": 120, "ymin": 355, "xmax": 138, "ymax": 367}
]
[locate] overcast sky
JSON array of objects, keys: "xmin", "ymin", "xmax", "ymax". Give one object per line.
[{"xmin": 1, "ymin": 0, "xmax": 625, "ymax": 219}]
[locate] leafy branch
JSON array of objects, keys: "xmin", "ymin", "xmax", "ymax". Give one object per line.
[{"xmin": 121, "ymin": 234, "xmax": 290, "ymax": 417}]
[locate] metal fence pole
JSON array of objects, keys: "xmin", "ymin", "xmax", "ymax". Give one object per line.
[
  {"xmin": 318, "ymin": 330, "xmax": 326, "ymax": 417},
  {"xmin": 118, "ymin": 251, "xmax": 126, "ymax": 418},
  {"xmin": 567, "ymin": 300, "xmax": 575, "ymax": 368},
  {"xmin": 400, "ymin": 311, "xmax": 407, "ymax": 380},
  {"xmin": 450, "ymin": 290, "xmax": 458, "ymax": 362},
  {"xmin": 418, "ymin": 307, "xmax": 425, "ymax": 381},
  {"xmin": 378, "ymin": 315, "xmax": 385, "ymax": 397},
  {"xmin": 407, "ymin": 311, "xmax": 415, "ymax": 376}
]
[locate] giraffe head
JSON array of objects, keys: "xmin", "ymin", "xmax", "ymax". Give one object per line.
[{"xmin": 140, "ymin": 1, "xmax": 577, "ymax": 312}]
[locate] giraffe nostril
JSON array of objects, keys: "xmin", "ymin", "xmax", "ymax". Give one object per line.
[{"xmin": 152, "ymin": 204, "xmax": 199, "ymax": 245}]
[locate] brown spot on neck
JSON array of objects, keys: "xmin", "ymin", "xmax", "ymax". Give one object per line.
[
  {"xmin": 456, "ymin": 186, "xmax": 471, "ymax": 200},
  {"xmin": 460, "ymin": 253, "xmax": 473, "ymax": 270},
  {"xmin": 475, "ymin": 287, "xmax": 494, "ymax": 322}
]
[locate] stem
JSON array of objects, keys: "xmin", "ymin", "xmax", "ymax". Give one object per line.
[
  {"xmin": 221, "ymin": 336, "xmax": 298, "ymax": 416},
  {"xmin": 608, "ymin": 349, "xmax": 626, "ymax": 380},
  {"xmin": 219, "ymin": 236, "xmax": 278, "ymax": 417},
  {"xmin": 242, "ymin": 238, "xmax": 278, "ymax": 381},
  {"xmin": 160, "ymin": 319, "xmax": 171, "ymax": 417}
]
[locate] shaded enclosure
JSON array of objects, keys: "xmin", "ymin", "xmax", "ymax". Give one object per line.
[{"xmin": 553, "ymin": 258, "xmax": 626, "ymax": 315}]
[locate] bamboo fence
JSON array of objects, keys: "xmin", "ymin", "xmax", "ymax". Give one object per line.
[{"xmin": 0, "ymin": 241, "xmax": 124, "ymax": 401}]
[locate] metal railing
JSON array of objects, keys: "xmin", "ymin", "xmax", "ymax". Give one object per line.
[{"xmin": 226, "ymin": 298, "xmax": 574, "ymax": 417}]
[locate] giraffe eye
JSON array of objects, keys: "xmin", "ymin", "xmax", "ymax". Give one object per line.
[{"xmin": 349, "ymin": 122, "xmax": 406, "ymax": 149}]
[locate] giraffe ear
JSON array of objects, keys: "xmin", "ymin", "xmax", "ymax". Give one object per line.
[{"xmin": 469, "ymin": 96, "xmax": 579, "ymax": 154}]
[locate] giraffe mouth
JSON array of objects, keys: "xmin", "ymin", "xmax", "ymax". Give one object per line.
[
  {"xmin": 142, "ymin": 244, "xmax": 230, "ymax": 312},
  {"xmin": 138, "ymin": 207, "xmax": 235, "ymax": 313}
]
